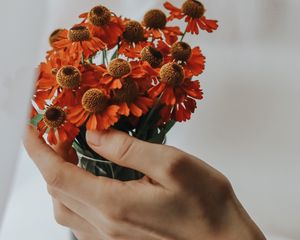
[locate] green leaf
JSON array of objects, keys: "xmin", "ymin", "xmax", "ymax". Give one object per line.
[
  {"xmin": 30, "ymin": 114, "xmax": 43, "ymax": 127},
  {"xmin": 111, "ymin": 48, "xmax": 119, "ymax": 60}
]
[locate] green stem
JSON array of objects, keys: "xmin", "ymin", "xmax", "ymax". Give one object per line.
[
  {"xmin": 111, "ymin": 40, "xmax": 120, "ymax": 61},
  {"xmin": 180, "ymin": 27, "xmax": 188, "ymax": 42},
  {"xmin": 104, "ymin": 50, "xmax": 109, "ymax": 65},
  {"xmin": 136, "ymin": 93, "xmax": 163, "ymax": 139}
]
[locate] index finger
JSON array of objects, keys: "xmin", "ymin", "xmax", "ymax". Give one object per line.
[{"xmin": 23, "ymin": 126, "xmax": 123, "ymax": 207}]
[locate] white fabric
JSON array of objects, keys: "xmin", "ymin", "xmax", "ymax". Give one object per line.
[
  {"xmin": 0, "ymin": 0, "xmax": 47, "ymax": 227},
  {"xmin": 0, "ymin": 0, "xmax": 299, "ymax": 239}
]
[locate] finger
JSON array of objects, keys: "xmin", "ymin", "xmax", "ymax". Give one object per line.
[
  {"xmin": 23, "ymin": 126, "xmax": 124, "ymax": 207},
  {"xmin": 52, "ymin": 199, "xmax": 99, "ymax": 235},
  {"xmin": 86, "ymin": 129, "xmax": 187, "ymax": 185},
  {"xmin": 72, "ymin": 230, "xmax": 104, "ymax": 240},
  {"xmin": 51, "ymin": 187, "xmax": 162, "ymax": 240},
  {"xmin": 49, "ymin": 188, "xmax": 110, "ymax": 239},
  {"xmin": 51, "ymin": 140, "xmax": 78, "ymax": 165}
]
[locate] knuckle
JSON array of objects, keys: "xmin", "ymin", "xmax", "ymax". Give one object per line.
[
  {"xmin": 165, "ymin": 148, "xmax": 189, "ymax": 178},
  {"xmin": 215, "ymin": 175, "xmax": 233, "ymax": 200},
  {"xmin": 105, "ymin": 205, "xmax": 129, "ymax": 223},
  {"xmin": 44, "ymin": 169, "xmax": 64, "ymax": 188},
  {"xmin": 47, "ymin": 185, "xmax": 59, "ymax": 199}
]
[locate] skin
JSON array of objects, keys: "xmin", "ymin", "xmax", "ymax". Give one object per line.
[{"xmin": 24, "ymin": 126, "xmax": 266, "ymax": 240}]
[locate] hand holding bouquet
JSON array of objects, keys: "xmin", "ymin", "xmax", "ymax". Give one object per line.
[{"xmin": 31, "ymin": 0, "xmax": 218, "ymax": 180}]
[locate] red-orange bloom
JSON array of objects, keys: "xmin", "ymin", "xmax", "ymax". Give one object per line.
[
  {"xmin": 118, "ymin": 20, "xmax": 150, "ymax": 58},
  {"xmin": 164, "ymin": 1, "xmax": 218, "ymax": 35},
  {"xmin": 36, "ymin": 60, "xmax": 100, "ymax": 106},
  {"xmin": 112, "ymin": 77, "xmax": 154, "ymax": 118},
  {"xmin": 101, "ymin": 59, "xmax": 146, "ymax": 90},
  {"xmin": 148, "ymin": 62, "xmax": 203, "ymax": 122},
  {"xmin": 157, "ymin": 40, "xmax": 206, "ymax": 77},
  {"xmin": 37, "ymin": 105, "xmax": 79, "ymax": 145},
  {"xmin": 160, "ymin": 96, "xmax": 198, "ymax": 122},
  {"xmin": 68, "ymin": 88, "xmax": 120, "ymax": 131},
  {"xmin": 46, "ymin": 29, "xmax": 68, "ymax": 60},
  {"xmin": 53, "ymin": 24, "xmax": 106, "ymax": 62},
  {"xmin": 80, "ymin": 6, "xmax": 125, "ymax": 49},
  {"xmin": 143, "ymin": 9, "xmax": 182, "ymax": 45}
]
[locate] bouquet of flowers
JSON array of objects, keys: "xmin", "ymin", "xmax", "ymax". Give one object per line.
[{"xmin": 31, "ymin": 0, "xmax": 218, "ymax": 180}]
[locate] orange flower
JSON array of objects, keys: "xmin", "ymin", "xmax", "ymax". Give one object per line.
[
  {"xmin": 101, "ymin": 59, "xmax": 146, "ymax": 90},
  {"xmin": 164, "ymin": 0, "xmax": 218, "ymax": 35},
  {"xmin": 79, "ymin": 6, "xmax": 125, "ymax": 49},
  {"xmin": 32, "ymin": 90, "xmax": 51, "ymax": 110},
  {"xmin": 142, "ymin": 9, "xmax": 182, "ymax": 45},
  {"xmin": 157, "ymin": 40, "xmax": 206, "ymax": 77},
  {"xmin": 37, "ymin": 105, "xmax": 79, "ymax": 145},
  {"xmin": 36, "ymin": 60, "xmax": 100, "ymax": 106},
  {"xmin": 112, "ymin": 77, "xmax": 154, "ymax": 118},
  {"xmin": 46, "ymin": 29, "xmax": 68, "ymax": 60},
  {"xmin": 68, "ymin": 88, "xmax": 120, "ymax": 131},
  {"xmin": 53, "ymin": 24, "xmax": 106, "ymax": 62},
  {"xmin": 160, "ymin": 96, "xmax": 197, "ymax": 122},
  {"xmin": 148, "ymin": 62, "xmax": 203, "ymax": 122},
  {"xmin": 118, "ymin": 20, "xmax": 150, "ymax": 58}
]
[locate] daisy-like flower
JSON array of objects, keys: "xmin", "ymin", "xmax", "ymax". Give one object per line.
[
  {"xmin": 164, "ymin": 0, "xmax": 218, "ymax": 35},
  {"xmin": 68, "ymin": 88, "xmax": 120, "ymax": 130},
  {"xmin": 101, "ymin": 58, "xmax": 145, "ymax": 90},
  {"xmin": 112, "ymin": 77, "xmax": 154, "ymax": 117},
  {"xmin": 79, "ymin": 5, "xmax": 125, "ymax": 49},
  {"xmin": 119, "ymin": 20, "xmax": 150, "ymax": 58},
  {"xmin": 36, "ymin": 60, "xmax": 99, "ymax": 106},
  {"xmin": 157, "ymin": 40, "xmax": 206, "ymax": 76},
  {"xmin": 148, "ymin": 62, "xmax": 203, "ymax": 122},
  {"xmin": 49, "ymin": 29, "xmax": 66, "ymax": 48},
  {"xmin": 52, "ymin": 24, "xmax": 106, "ymax": 62},
  {"xmin": 141, "ymin": 46, "xmax": 164, "ymax": 68},
  {"xmin": 46, "ymin": 29, "xmax": 67, "ymax": 60},
  {"xmin": 37, "ymin": 105, "xmax": 79, "ymax": 145},
  {"xmin": 142, "ymin": 9, "xmax": 182, "ymax": 45}
]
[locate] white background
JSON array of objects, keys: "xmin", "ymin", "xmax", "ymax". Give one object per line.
[{"xmin": 1, "ymin": 0, "xmax": 299, "ymax": 239}]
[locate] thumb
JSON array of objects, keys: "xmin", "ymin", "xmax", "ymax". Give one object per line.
[{"xmin": 86, "ymin": 129, "xmax": 177, "ymax": 184}]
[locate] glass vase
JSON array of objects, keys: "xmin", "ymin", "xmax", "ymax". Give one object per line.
[{"xmin": 77, "ymin": 152, "xmax": 144, "ymax": 180}]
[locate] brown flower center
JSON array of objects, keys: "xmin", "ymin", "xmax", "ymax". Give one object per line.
[
  {"xmin": 43, "ymin": 106, "xmax": 66, "ymax": 128},
  {"xmin": 56, "ymin": 66, "xmax": 81, "ymax": 89},
  {"xmin": 68, "ymin": 26, "xmax": 91, "ymax": 42},
  {"xmin": 182, "ymin": 0, "xmax": 205, "ymax": 19},
  {"xmin": 160, "ymin": 63, "xmax": 184, "ymax": 86},
  {"xmin": 82, "ymin": 89, "xmax": 108, "ymax": 113},
  {"xmin": 108, "ymin": 59, "xmax": 132, "ymax": 78},
  {"xmin": 88, "ymin": 5, "xmax": 111, "ymax": 27},
  {"xmin": 141, "ymin": 46, "xmax": 163, "ymax": 68},
  {"xmin": 113, "ymin": 77, "xmax": 139, "ymax": 104},
  {"xmin": 143, "ymin": 9, "xmax": 167, "ymax": 29},
  {"xmin": 171, "ymin": 42, "xmax": 192, "ymax": 61},
  {"xmin": 49, "ymin": 29, "xmax": 64, "ymax": 47},
  {"xmin": 123, "ymin": 20, "xmax": 145, "ymax": 43}
]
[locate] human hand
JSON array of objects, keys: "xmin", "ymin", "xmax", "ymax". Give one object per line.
[{"xmin": 24, "ymin": 127, "xmax": 266, "ymax": 240}]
